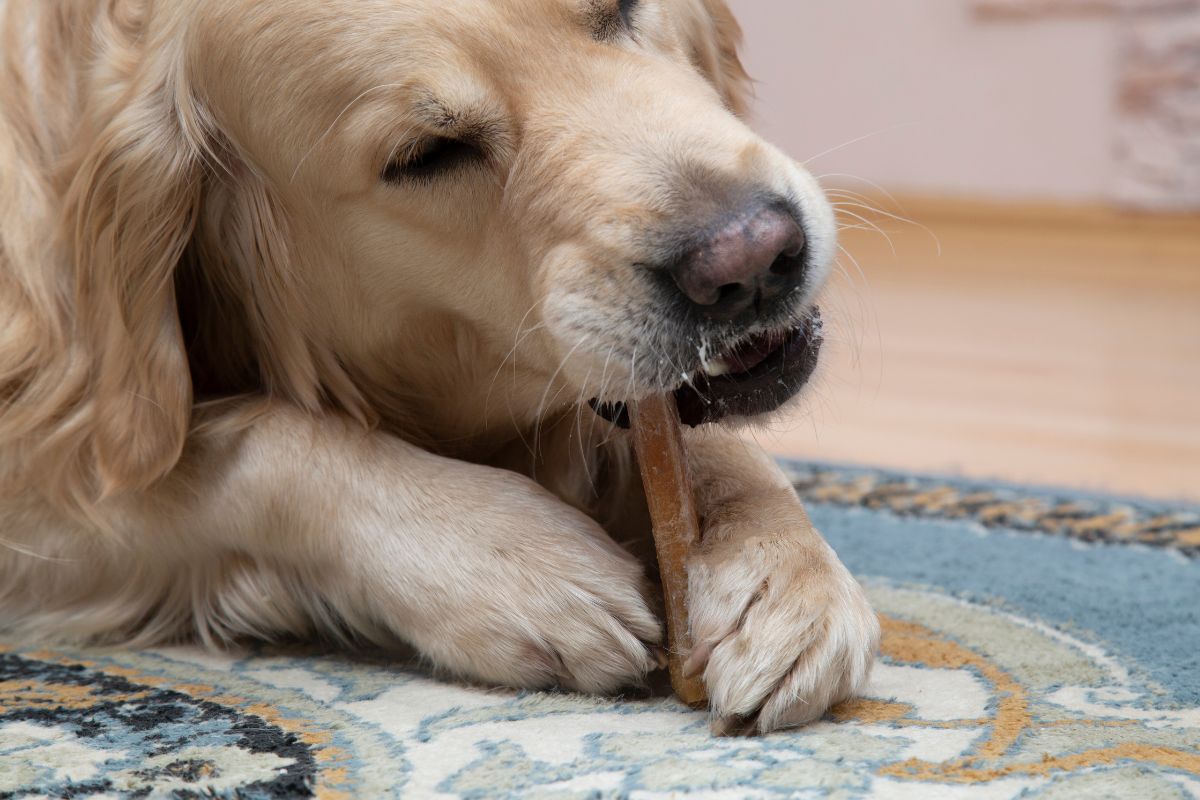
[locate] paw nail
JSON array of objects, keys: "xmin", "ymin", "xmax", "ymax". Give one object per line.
[
  {"xmin": 651, "ymin": 646, "xmax": 670, "ymax": 670},
  {"xmin": 682, "ymin": 642, "xmax": 712, "ymax": 678},
  {"xmin": 710, "ymin": 713, "xmax": 760, "ymax": 738}
]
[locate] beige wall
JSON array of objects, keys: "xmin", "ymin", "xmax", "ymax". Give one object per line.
[{"xmin": 730, "ymin": 0, "xmax": 1199, "ymax": 207}]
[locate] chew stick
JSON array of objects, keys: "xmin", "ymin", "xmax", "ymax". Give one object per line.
[{"xmin": 630, "ymin": 393, "xmax": 708, "ymax": 707}]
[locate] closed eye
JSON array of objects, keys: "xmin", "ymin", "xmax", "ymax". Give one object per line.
[
  {"xmin": 592, "ymin": 0, "xmax": 639, "ymax": 40},
  {"xmin": 619, "ymin": 0, "xmax": 638, "ymax": 27},
  {"xmin": 381, "ymin": 136, "xmax": 485, "ymax": 184}
]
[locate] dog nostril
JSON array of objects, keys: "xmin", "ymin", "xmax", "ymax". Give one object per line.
[
  {"xmin": 716, "ymin": 283, "xmax": 743, "ymax": 303},
  {"xmin": 769, "ymin": 248, "xmax": 805, "ymax": 278}
]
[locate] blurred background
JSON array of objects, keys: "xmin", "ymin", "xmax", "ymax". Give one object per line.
[{"xmin": 729, "ymin": 0, "xmax": 1200, "ymax": 500}]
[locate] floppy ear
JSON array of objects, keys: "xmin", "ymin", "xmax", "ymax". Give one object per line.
[
  {"xmin": 66, "ymin": 72, "xmax": 205, "ymax": 494},
  {"xmin": 681, "ymin": 0, "xmax": 754, "ymax": 116}
]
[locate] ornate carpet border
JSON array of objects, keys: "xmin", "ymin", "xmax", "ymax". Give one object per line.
[{"xmin": 783, "ymin": 462, "xmax": 1200, "ymax": 558}]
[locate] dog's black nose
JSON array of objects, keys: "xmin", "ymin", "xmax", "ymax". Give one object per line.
[{"xmin": 667, "ymin": 203, "xmax": 806, "ymax": 322}]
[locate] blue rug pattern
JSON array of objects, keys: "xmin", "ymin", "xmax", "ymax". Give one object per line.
[{"xmin": 1, "ymin": 464, "xmax": 1197, "ymax": 798}]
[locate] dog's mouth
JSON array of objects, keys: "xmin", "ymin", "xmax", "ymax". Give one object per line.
[{"xmin": 590, "ymin": 309, "xmax": 824, "ymax": 428}]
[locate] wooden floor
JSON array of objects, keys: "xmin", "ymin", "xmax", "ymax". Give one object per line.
[{"xmin": 756, "ymin": 197, "xmax": 1200, "ymax": 502}]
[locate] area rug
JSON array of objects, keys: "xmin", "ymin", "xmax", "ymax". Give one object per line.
[{"xmin": 2, "ymin": 463, "xmax": 1198, "ymax": 799}]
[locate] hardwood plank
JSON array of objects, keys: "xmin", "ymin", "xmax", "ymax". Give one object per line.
[{"xmin": 759, "ymin": 197, "xmax": 1200, "ymax": 501}]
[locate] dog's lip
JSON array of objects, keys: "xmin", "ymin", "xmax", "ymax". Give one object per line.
[{"xmin": 589, "ymin": 309, "xmax": 824, "ymax": 428}]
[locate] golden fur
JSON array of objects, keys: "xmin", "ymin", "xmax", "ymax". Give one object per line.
[{"xmin": 0, "ymin": 0, "xmax": 878, "ymax": 734}]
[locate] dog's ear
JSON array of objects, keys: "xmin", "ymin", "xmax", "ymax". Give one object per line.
[
  {"xmin": 679, "ymin": 0, "xmax": 753, "ymax": 116},
  {"xmin": 65, "ymin": 64, "xmax": 207, "ymax": 494}
]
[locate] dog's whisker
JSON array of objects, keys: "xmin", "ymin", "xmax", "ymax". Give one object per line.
[
  {"xmin": 531, "ymin": 335, "xmax": 590, "ymax": 465},
  {"xmin": 832, "ymin": 207, "xmax": 897, "ymax": 257},
  {"xmin": 826, "ymin": 188, "xmax": 889, "ymax": 209},
  {"xmin": 498, "ymin": 306, "xmax": 552, "ymax": 459},
  {"xmin": 836, "ymin": 243, "xmax": 871, "ymax": 290},
  {"xmin": 483, "ymin": 307, "xmax": 549, "ymax": 454},
  {"xmin": 825, "ymin": 244, "xmax": 882, "ymax": 392},
  {"xmin": 483, "ymin": 299, "xmax": 546, "ymax": 413},
  {"xmin": 572, "ymin": 363, "xmax": 597, "ymax": 493},
  {"xmin": 817, "ymin": 173, "xmax": 902, "ymax": 207},
  {"xmin": 831, "ymin": 199, "xmax": 943, "ymax": 256},
  {"xmin": 623, "ymin": 343, "xmax": 639, "ymax": 405},
  {"xmin": 585, "ymin": 343, "xmax": 619, "ymax": 457}
]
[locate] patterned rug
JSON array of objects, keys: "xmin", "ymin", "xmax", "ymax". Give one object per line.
[{"xmin": 2, "ymin": 463, "xmax": 1198, "ymax": 799}]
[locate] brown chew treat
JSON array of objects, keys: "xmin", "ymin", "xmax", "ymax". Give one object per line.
[{"xmin": 630, "ymin": 393, "xmax": 708, "ymax": 707}]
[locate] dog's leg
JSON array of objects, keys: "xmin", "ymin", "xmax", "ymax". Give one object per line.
[
  {"xmin": 676, "ymin": 427, "xmax": 880, "ymax": 735},
  {"xmin": 0, "ymin": 405, "xmax": 662, "ymax": 693}
]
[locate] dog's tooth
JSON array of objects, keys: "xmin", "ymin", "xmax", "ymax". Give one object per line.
[{"xmin": 702, "ymin": 357, "xmax": 731, "ymax": 378}]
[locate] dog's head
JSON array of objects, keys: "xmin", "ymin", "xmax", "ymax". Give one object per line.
[{"xmin": 65, "ymin": 0, "xmax": 834, "ymax": 487}]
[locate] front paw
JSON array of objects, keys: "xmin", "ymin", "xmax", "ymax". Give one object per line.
[
  {"xmin": 362, "ymin": 495, "xmax": 666, "ymax": 696},
  {"xmin": 683, "ymin": 496, "xmax": 880, "ymax": 735},
  {"xmin": 443, "ymin": 544, "xmax": 666, "ymax": 695}
]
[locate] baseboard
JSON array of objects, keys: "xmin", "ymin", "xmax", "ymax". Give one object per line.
[{"xmin": 828, "ymin": 190, "xmax": 1200, "ymax": 241}]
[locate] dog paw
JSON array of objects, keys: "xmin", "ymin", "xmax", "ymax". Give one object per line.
[
  {"xmin": 468, "ymin": 556, "xmax": 665, "ymax": 695},
  {"xmin": 387, "ymin": 505, "xmax": 665, "ymax": 695},
  {"xmin": 684, "ymin": 520, "xmax": 879, "ymax": 735}
]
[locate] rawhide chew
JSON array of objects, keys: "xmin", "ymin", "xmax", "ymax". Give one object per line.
[{"xmin": 630, "ymin": 393, "xmax": 708, "ymax": 707}]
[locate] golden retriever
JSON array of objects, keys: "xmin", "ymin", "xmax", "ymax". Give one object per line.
[{"xmin": 0, "ymin": 0, "xmax": 878, "ymax": 735}]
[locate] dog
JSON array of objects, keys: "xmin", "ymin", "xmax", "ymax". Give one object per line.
[{"xmin": 0, "ymin": 0, "xmax": 879, "ymax": 735}]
